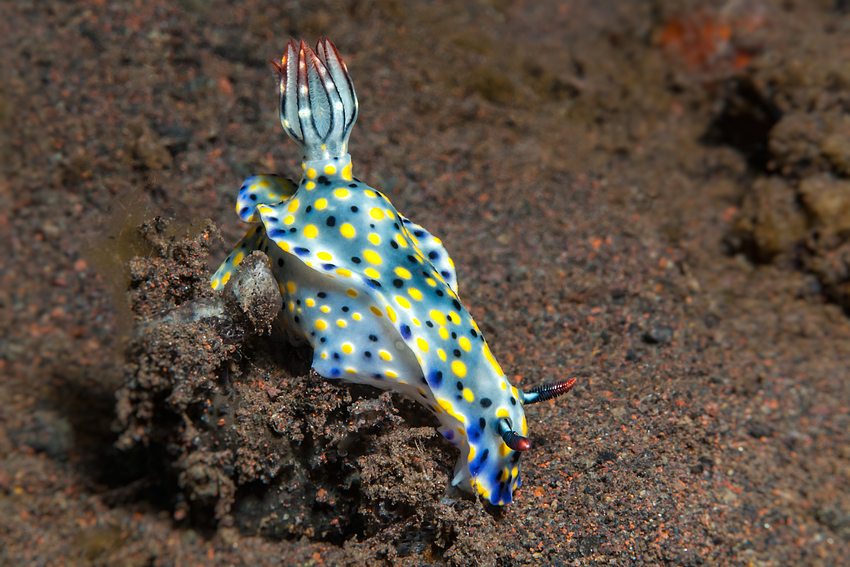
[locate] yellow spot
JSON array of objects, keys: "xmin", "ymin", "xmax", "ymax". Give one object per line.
[
  {"xmin": 370, "ymin": 306, "xmax": 383, "ymax": 317},
  {"xmin": 284, "ymin": 215, "xmax": 294, "ymax": 224},
  {"xmin": 324, "ymin": 165, "xmax": 336, "ymax": 175},
  {"xmin": 268, "ymin": 193, "xmax": 276, "ymax": 199},
  {"xmin": 306, "ymin": 298, "xmax": 315, "ymax": 307},
  {"xmin": 334, "ymin": 188, "xmax": 349, "ymax": 198},
  {"xmin": 316, "ymin": 320, "xmax": 327, "ymax": 330},
  {"xmin": 353, "ymin": 313, "xmax": 362, "ymax": 320},
  {"xmin": 418, "ymin": 387, "xmax": 426, "ymax": 397},
  {"xmin": 370, "ymin": 208, "xmax": 385, "ymax": 220},
  {"xmin": 288, "ymin": 302, "xmax": 295, "ymax": 311},
  {"xmin": 430, "ymin": 310, "xmax": 446, "ymax": 326},
  {"xmin": 303, "ymin": 225, "xmax": 318, "ymax": 238},
  {"xmin": 501, "ymin": 382, "xmax": 508, "ymax": 390},
  {"xmin": 499, "ymin": 442, "xmax": 511, "ymax": 457},
  {"xmin": 385, "ymin": 208, "xmax": 393, "ymax": 218},
  {"xmin": 413, "ymin": 318, "xmax": 421, "ymax": 326},
  {"xmin": 278, "ymin": 282, "xmax": 285, "ymax": 293},
  {"xmin": 317, "ymin": 252, "xmax": 332, "ymax": 261},
  {"xmin": 306, "ymin": 181, "xmax": 316, "ymax": 190},
  {"xmin": 394, "ymin": 267, "xmax": 411, "ymax": 279},
  {"xmin": 449, "ymin": 311, "xmax": 460, "ymax": 324},
  {"xmin": 459, "ymin": 337, "xmax": 471, "ymax": 351},
  {"xmin": 307, "ymin": 168, "xmax": 317, "ymax": 178},
  {"xmin": 438, "ymin": 399, "xmax": 458, "ymax": 418},
  {"xmin": 287, "ymin": 199, "xmax": 299, "ymax": 213},
  {"xmin": 336, "ymin": 268, "xmax": 352, "ymax": 277},
  {"xmin": 258, "ymin": 205, "xmax": 273, "ymax": 214},
  {"xmin": 434, "ymin": 236, "xmax": 443, "ymax": 244},
  {"xmin": 321, "ymin": 353, "xmax": 327, "ymax": 359},
  {"xmin": 364, "ymin": 189, "xmax": 376, "ymax": 197},
  {"xmin": 386, "ymin": 305, "xmax": 397, "ymax": 322},
  {"xmin": 447, "ymin": 256, "xmax": 454, "ymax": 267},
  {"xmin": 337, "ymin": 320, "xmax": 346, "ymax": 327},
  {"xmin": 286, "ymin": 282, "xmax": 296, "ymax": 293},
  {"xmin": 452, "ymin": 360, "xmax": 467, "ymax": 378},
  {"xmin": 258, "ymin": 179, "xmax": 270, "ymax": 188},
  {"xmin": 347, "ymin": 368, "xmax": 356, "ymax": 374},
  {"xmin": 458, "ymin": 427, "xmax": 466, "ymax": 436},
  {"xmin": 395, "ymin": 296, "xmax": 411, "ymax": 309},
  {"xmin": 521, "ymin": 417, "xmax": 528, "ymax": 436},
  {"xmin": 368, "ymin": 233, "xmax": 381, "ymax": 245},
  {"xmin": 416, "ymin": 338, "xmax": 429, "ymax": 351},
  {"xmin": 511, "ymin": 386, "xmax": 519, "ymax": 398},
  {"xmin": 426, "ymin": 277, "xmax": 437, "ymax": 287},
  {"xmin": 321, "ymin": 306, "xmax": 330, "ymax": 313},
  {"xmin": 395, "ymin": 234, "xmax": 408, "ymax": 248},
  {"xmin": 278, "ymin": 241, "xmax": 290, "ymax": 252},
  {"xmin": 408, "ymin": 288, "xmax": 423, "ymax": 301},
  {"xmin": 340, "ymin": 223, "xmax": 356, "ymax": 238},
  {"xmin": 364, "ymin": 268, "xmax": 380, "ymax": 279},
  {"xmin": 497, "ymin": 409, "xmax": 510, "ymax": 418},
  {"xmin": 342, "ymin": 344, "xmax": 353, "ymax": 354},
  {"xmin": 501, "ymin": 469, "xmax": 510, "ymax": 482},
  {"xmin": 468, "ymin": 445, "xmax": 476, "ymax": 462},
  {"xmin": 439, "ymin": 327, "xmax": 449, "ymax": 340},
  {"xmin": 462, "ymin": 388, "xmax": 474, "ymax": 402},
  {"xmin": 379, "ymin": 350, "xmax": 392, "ymax": 361},
  {"xmin": 315, "ymin": 198, "xmax": 327, "ymax": 210},
  {"xmin": 232, "ymin": 252, "xmax": 243, "ymax": 266},
  {"xmin": 483, "ymin": 343, "xmax": 505, "ymax": 376},
  {"xmin": 386, "ymin": 371, "xmax": 398, "ymax": 378},
  {"xmin": 346, "ymin": 289, "xmax": 358, "ymax": 297},
  {"xmin": 211, "ymin": 278, "xmax": 220, "ymax": 290},
  {"xmin": 438, "ymin": 349, "xmax": 446, "ymax": 361},
  {"xmin": 512, "ymin": 466, "xmax": 519, "ymax": 478},
  {"xmin": 342, "ymin": 165, "xmax": 352, "ymax": 180},
  {"xmin": 363, "ymin": 250, "xmax": 382, "ymax": 265}
]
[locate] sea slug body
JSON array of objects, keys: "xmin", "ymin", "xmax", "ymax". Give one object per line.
[{"xmin": 212, "ymin": 38, "xmax": 575, "ymax": 505}]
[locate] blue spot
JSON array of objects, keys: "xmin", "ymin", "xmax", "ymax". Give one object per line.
[
  {"xmin": 294, "ymin": 247, "xmax": 310, "ymax": 256},
  {"xmin": 427, "ymin": 370, "xmax": 443, "ymax": 388},
  {"xmin": 443, "ymin": 429, "xmax": 454, "ymax": 441},
  {"xmin": 322, "ymin": 263, "xmax": 336, "ymax": 270},
  {"xmin": 330, "ymin": 368, "xmax": 341, "ymax": 377},
  {"xmin": 366, "ymin": 279, "xmax": 382, "ymax": 289},
  {"xmin": 268, "ymin": 229, "xmax": 285, "ymax": 238},
  {"xmin": 400, "ymin": 324, "xmax": 411, "ymax": 339},
  {"xmin": 467, "ymin": 422, "xmax": 482, "ymax": 441},
  {"xmin": 469, "ymin": 448, "xmax": 489, "ymax": 476}
]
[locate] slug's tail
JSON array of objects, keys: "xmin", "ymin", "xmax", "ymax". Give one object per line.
[{"xmin": 270, "ymin": 38, "xmax": 358, "ymax": 161}]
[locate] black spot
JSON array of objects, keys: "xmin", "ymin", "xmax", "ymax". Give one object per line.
[
  {"xmin": 240, "ymin": 241, "xmax": 247, "ymax": 248},
  {"xmin": 510, "ymin": 397, "xmax": 517, "ymax": 405},
  {"xmin": 268, "ymin": 229, "xmax": 284, "ymax": 238},
  {"xmin": 277, "ymin": 258, "xmax": 285, "ymax": 267},
  {"xmin": 342, "ymin": 306, "xmax": 349, "ymax": 312},
  {"xmin": 428, "ymin": 370, "xmax": 443, "ymax": 387},
  {"xmin": 310, "ymin": 332, "xmax": 315, "ymax": 337},
  {"xmin": 428, "ymin": 251, "xmax": 438, "ymax": 260},
  {"xmin": 451, "ymin": 332, "xmax": 457, "ymax": 339},
  {"xmin": 364, "ymin": 351, "xmax": 372, "ymax": 358},
  {"xmin": 370, "ymin": 224, "xmax": 375, "ymax": 228},
  {"xmin": 317, "ymin": 175, "xmax": 329, "ymax": 184},
  {"xmin": 351, "ymin": 256, "xmax": 362, "ymax": 264},
  {"xmin": 441, "ymin": 270, "xmax": 451, "ymax": 278},
  {"xmin": 268, "ymin": 216, "xmax": 278, "ymax": 222},
  {"xmin": 393, "ymin": 279, "xmax": 404, "ymax": 288},
  {"xmin": 333, "ymin": 352, "xmax": 340, "ymax": 360},
  {"xmin": 320, "ymin": 337, "xmax": 326, "ymax": 343},
  {"xmin": 456, "ymin": 395, "xmax": 463, "ymax": 401},
  {"xmin": 368, "ymin": 335, "xmax": 378, "ymax": 342},
  {"xmin": 447, "ymin": 314, "xmax": 455, "ymax": 323},
  {"xmin": 289, "ymin": 228, "xmax": 297, "ymax": 233},
  {"xmin": 453, "ymin": 349, "xmax": 461, "ymax": 358},
  {"xmin": 249, "ymin": 194, "xmax": 257, "ymax": 200},
  {"xmin": 407, "ymin": 255, "xmax": 418, "ymax": 263},
  {"xmin": 452, "ymin": 299, "xmax": 461, "ymax": 310},
  {"xmin": 350, "ymin": 206, "xmax": 358, "ymax": 212},
  {"xmin": 326, "ymin": 216, "xmax": 336, "ymax": 227},
  {"xmin": 263, "ymin": 245, "xmax": 269, "ymax": 253},
  {"xmin": 436, "ymin": 290, "xmax": 444, "ymax": 297},
  {"xmin": 317, "ymin": 292, "xmax": 327, "ymax": 298},
  {"xmin": 456, "ymin": 381, "xmax": 464, "ymax": 391},
  {"xmin": 239, "ymin": 207, "xmax": 249, "ymax": 216},
  {"xmin": 393, "ymin": 222, "xmax": 400, "ymax": 230},
  {"xmin": 400, "ymin": 324, "xmax": 412, "ymax": 339},
  {"xmin": 426, "ymin": 321, "xmax": 434, "ymax": 328},
  {"xmin": 296, "ymin": 299, "xmax": 301, "ymax": 305},
  {"xmin": 470, "ymin": 329, "xmax": 478, "ymax": 337},
  {"xmin": 414, "ymin": 230, "xmax": 424, "ymax": 237},
  {"xmin": 322, "ymin": 263, "xmax": 335, "ymax": 270},
  {"xmin": 390, "ymin": 241, "xmax": 399, "ymax": 249},
  {"xmin": 294, "ymin": 316, "xmax": 300, "ymax": 323},
  {"xmin": 306, "ymin": 206, "xmax": 312, "ymax": 212},
  {"xmin": 373, "ymin": 373, "xmax": 383, "ymax": 379},
  {"xmin": 368, "ymin": 279, "xmax": 382, "ymax": 289},
  {"xmin": 479, "ymin": 417, "xmax": 486, "ymax": 428},
  {"xmin": 349, "ymin": 183, "xmax": 358, "ymax": 188},
  {"xmin": 480, "ymin": 398, "xmax": 492, "ymax": 408},
  {"xmin": 421, "ymin": 271, "xmax": 430, "ymax": 277}
]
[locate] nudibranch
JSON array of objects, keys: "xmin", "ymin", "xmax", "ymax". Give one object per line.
[{"xmin": 211, "ymin": 38, "xmax": 576, "ymax": 505}]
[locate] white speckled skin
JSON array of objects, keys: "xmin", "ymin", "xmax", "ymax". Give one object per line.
[{"xmin": 211, "ymin": 38, "xmax": 529, "ymax": 504}]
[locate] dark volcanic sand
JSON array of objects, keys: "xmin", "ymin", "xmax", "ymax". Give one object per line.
[{"xmin": 2, "ymin": 1, "xmax": 850, "ymax": 565}]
